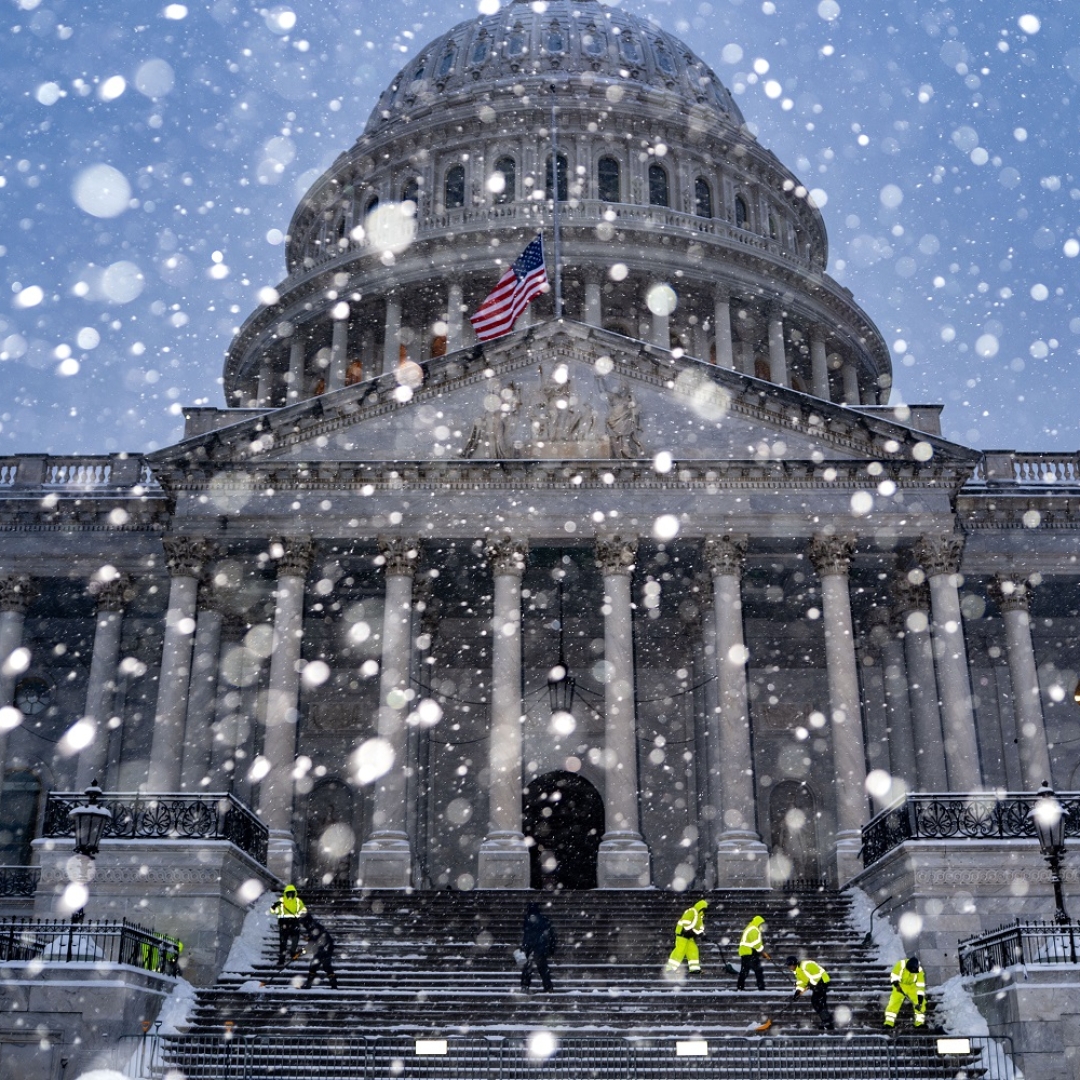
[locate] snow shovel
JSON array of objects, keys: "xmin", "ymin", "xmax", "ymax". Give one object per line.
[
  {"xmin": 752, "ymin": 994, "xmax": 798, "ymax": 1034},
  {"xmin": 259, "ymin": 948, "xmax": 304, "ymax": 987},
  {"xmin": 711, "ymin": 940, "xmax": 741, "ymax": 977}
]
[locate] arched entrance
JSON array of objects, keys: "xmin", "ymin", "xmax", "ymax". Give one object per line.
[
  {"xmin": 769, "ymin": 781, "xmax": 821, "ymax": 885},
  {"xmin": 522, "ymin": 771, "xmax": 604, "ymax": 890}
]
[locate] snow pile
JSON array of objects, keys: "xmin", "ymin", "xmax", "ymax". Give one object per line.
[
  {"xmin": 221, "ymin": 900, "xmax": 273, "ymax": 975},
  {"xmin": 154, "ymin": 976, "xmax": 198, "ymax": 1035},
  {"xmin": 848, "ymin": 887, "xmax": 906, "ymax": 966},
  {"xmin": 935, "ymin": 974, "xmax": 990, "ymax": 1036}
]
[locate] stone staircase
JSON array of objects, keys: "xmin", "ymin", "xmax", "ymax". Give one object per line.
[{"xmin": 151, "ymin": 888, "xmax": 998, "ymax": 1079}]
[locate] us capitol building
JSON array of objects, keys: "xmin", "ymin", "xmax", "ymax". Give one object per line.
[{"xmin": 0, "ymin": 0, "xmax": 1077, "ymax": 1061}]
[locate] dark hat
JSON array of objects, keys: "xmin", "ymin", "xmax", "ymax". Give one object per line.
[
  {"xmin": 906, "ymin": 956, "xmax": 920, "ymax": 973},
  {"xmin": 785, "ymin": 955, "xmax": 799, "ymax": 968}
]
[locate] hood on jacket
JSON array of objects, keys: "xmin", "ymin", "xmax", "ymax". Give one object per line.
[{"xmin": 694, "ymin": 900, "xmax": 709, "ymax": 911}]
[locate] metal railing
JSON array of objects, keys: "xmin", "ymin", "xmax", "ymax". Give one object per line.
[
  {"xmin": 862, "ymin": 791, "xmax": 1080, "ymax": 867},
  {"xmin": 959, "ymin": 918, "xmax": 1080, "ymax": 974},
  {"xmin": 0, "ymin": 865, "xmax": 40, "ymax": 897},
  {"xmin": 43, "ymin": 790, "xmax": 269, "ymax": 867},
  {"xmin": 111, "ymin": 1032, "xmax": 1014, "ymax": 1080},
  {"xmin": 0, "ymin": 917, "xmax": 181, "ymax": 974}
]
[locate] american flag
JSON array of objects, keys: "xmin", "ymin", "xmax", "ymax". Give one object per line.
[{"xmin": 469, "ymin": 234, "xmax": 548, "ymax": 342}]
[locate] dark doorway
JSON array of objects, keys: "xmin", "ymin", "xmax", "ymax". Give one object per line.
[{"xmin": 522, "ymin": 771, "xmax": 604, "ymax": 890}]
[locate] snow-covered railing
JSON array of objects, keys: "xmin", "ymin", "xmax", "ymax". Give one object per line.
[
  {"xmin": 959, "ymin": 918, "xmax": 1080, "ymax": 974},
  {"xmin": 862, "ymin": 791, "xmax": 1080, "ymax": 867},
  {"xmin": 971, "ymin": 451, "xmax": 1080, "ymax": 487},
  {"xmin": 110, "ymin": 1032, "xmax": 1014, "ymax": 1080},
  {"xmin": 42, "ymin": 790, "xmax": 268, "ymax": 867},
  {"xmin": 0, "ymin": 454, "xmax": 152, "ymax": 490},
  {"xmin": 0, "ymin": 866, "xmax": 39, "ymax": 898},
  {"xmin": 0, "ymin": 916, "xmax": 181, "ymax": 973}
]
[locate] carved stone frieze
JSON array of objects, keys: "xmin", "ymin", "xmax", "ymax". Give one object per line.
[
  {"xmin": 595, "ymin": 535, "xmax": 637, "ymax": 577},
  {"xmin": 704, "ymin": 535, "xmax": 747, "ymax": 577},
  {"xmin": 914, "ymin": 866, "xmax": 1080, "ymax": 887},
  {"xmin": 808, "ymin": 534, "xmax": 855, "ymax": 578},
  {"xmin": 914, "ymin": 534, "xmax": 965, "ymax": 578},
  {"xmin": 0, "ymin": 574, "xmax": 37, "ymax": 614},
  {"xmin": 378, "ymin": 535, "xmax": 420, "ymax": 576},
  {"xmin": 485, "ymin": 535, "xmax": 529, "ymax": 577},
  {"xmin": 162, "ymin": 536, "xmax": 213, "ymax": 578}
]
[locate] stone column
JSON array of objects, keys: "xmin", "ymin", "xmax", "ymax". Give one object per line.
[
  {"xmin": 256, "ymin": 360, "xmax": 275, "ymax": 408},
  {"xmin": 915, "ymin": 536, "xmax": 982, "ymax": 791},
  {"xmin": 808, "ymin": 534, "xmax": 868, "ymax": 883},
  {"xmin": 446, "ymin": 280, "xmax": 465, "ymax": 353},
  {"xmin": 993, "ymin": 576, "xmax": 1053, "ymax": 789},
  {"xmin": 478, "ymin": 536, "xmax": 530, "ymax": 889},
  {"xmin": 595, "ymin": 536, "xmax": 651, "ymax": 888},
  {"xmin": 358, "ymin": 536, "xmax": 418, "ymax": 889},
  {"xmin": 767, "ymin": 306, "xmax": 789, "ymax": 388},
  {"xmin": 328, "ymin": 311, "xmax": 349, "ymax": 392},
  {"xmin": 179, "ymin": 576, "xmax": 225, "ymax": 792},
  {"xmin": 705, "ymin": 537, "xmax": 769, "ymax": 886},
  {"xmin": 584, "ymin": 276, "xmax": 603, "ymax": 328},
  {"xmin": 147, "ymin": 538, "xmax": 210, "ymax": 793},
  {"xmin": 810, "ymin": 326, "xmax": 830, "ymax": 400},
  {"xmin": 893, "ymin": 577, "xmax": 948, "ymax": 791},
  {"xmin": 0, "ymin": 575, "xmax": 36, "ymax": 812},
  {"xmin": 287, "ymin": 338, "xmax": 306, "ymax": 402},
  {"xmin": 713, "ymin": 289, "xmax": 735, "ymax": 369},
  {"xmin": 383, "ymin": 295, "xmax": 402, "ymax": 375},
  {"xmin": 740, "ymin": 337, "xmax": 756, "ymax": 378},
  {"xmin": 75, "ymin": 575, "xmax": 132, "ymax": 790},
  {"xmin": 261, "ymin": 537, "xmax": 314, "ymax": 879},
  {"xmin": 869, "ymin": 609, "xmax": 918, "ymax": 794},
  {"xmin": 841, "ymin": 362, "xmax": 860, "ymax": 405},
  {"xmin": 650, "ymin": 303, "xmax": 669, "ymax": 350}
]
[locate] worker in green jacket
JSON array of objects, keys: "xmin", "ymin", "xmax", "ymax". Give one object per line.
[
  {"xmin": 737, "ymin": 914, "xmax": 768, "ymax": 990},
  {"xmin": 884, "ymin": 956, "xmax": 926, "ymax": 1029},
  {"xmin": 787, "ymin": 955, "xmax": 834, "ymax": 1030},
  {"xmin": 665, "ymin": 899, "xmax": 708, "ymax": 975},
  {"xmin": 269, "ymin": 884, "xmax": 308, "ymax": 966}
]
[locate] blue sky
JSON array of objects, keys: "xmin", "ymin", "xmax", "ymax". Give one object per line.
[{"xmin": 1, "ymin": 0, "xmax": 1077, "ymax": 455}]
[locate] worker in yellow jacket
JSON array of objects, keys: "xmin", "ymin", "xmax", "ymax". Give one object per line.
[
  {"xmin": 737, "ymin": 914, "xmax": 768, "ymax": 990},
  {"xmin": 665, "ymin": 899, "xmax": 708, "ymax": 975},
  {"xmin": 787, "ymin": 955, "xmax": 834, "ymax": 1030},
  {"xmin": 269, "ymin": 884, "xmax": 308, "ymax": 966},
  {"xmin": 884, "ymin": 956, "xmax": 926, "ymax": 1029}
]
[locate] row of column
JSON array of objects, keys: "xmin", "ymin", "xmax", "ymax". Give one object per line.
[{"xmin": 253, "ymin": 281, "xmax": 870, "ymax": 408}]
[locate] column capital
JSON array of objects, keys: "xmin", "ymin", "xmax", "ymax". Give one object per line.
[
  {"xmin": 914, "ymin": 534, "xmax": 965, "ymax": 577},
  {"xmin": 0, "ymin": 574, "xmax": 37, "ymax": 614},
  {"xmin": 891, "ymin": 575, "xmax": 930, "ymax": 613},
  {"xmin": 377, "ymin": 535, "xmax": 419, "ymax": 577},
  {"xmin": 595, "ymin": 535, "xmax": 637, "ymax": 576},
  {"xmin": 162, "ymin": 536, "xmax": 213, "ymax": 578},
  {"xmin": 712, "ymin": 285, "xmax": 731, "ymax": 304},
  {"xmin": 485, "ymin": 535, "xmax": 529, "ymax": 577},
  {"xmin": 704, "ymin": 535, "xmax": 747, "ymax": 577},
  {"xmin": 992, "ymin": 574, "xmax": 1031, "ymax": 614},
  {"xmin": 808, "ymin": 534, "xmax": 855, "ymax": 578},
  {"xmin": 89, "ymin": 573, "xmax": 135, "ymax": 612},
  {"xmin": 273, "ymin": 537, "xmax": 315, "ymax": 579}
]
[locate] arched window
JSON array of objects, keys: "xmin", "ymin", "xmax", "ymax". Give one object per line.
[
  {"xmin": 470, "ymin": 35, "xmax": 489, "ymax": 66},
  {"xmin": 437, "ymin": 47, "xmax": 456, "ymax": 78},
  {"xmin": 364, "ymin": 195, "xmax": 380, "ymax": 218},
  {"xmin": 445, "ymin": 164, "xmax": 465, "ymax": 210},
  {"xmin": 694, "ymin": 177, "xmax": 712, "ymax": 218},
  {"xmin": 655, "ymin": 47, "xmax": 676, "ymax": 76},
  {"xmin": 768, "ymin": 213, "xmax": 779, "ymax": 240},
  {"xmin": 410, "ymin": 60, "xmax": 426, "ymax": 84},
  {"xmin": 546, "ymin": 23, "xmax": 564, "ymax": 54},
  {"xmin": 648, "ymin": 162, "xmax": 669, "ymax": 207},
  {"xmin": 493, "ymin": 156, "xmax": 515, "ymax": 204},
  {"xmin": 401, "ymin": 178, "xmax": 419, "ymax": 209},
  {"xmin": 506, "ymin": 25, "xmax": 527, "ymax": 56},
  {"xmin": 546, "ymin": 152, "xmax": 568, "ymax": 203},
  {"xmin": 620, "ymin": 35, "xmax": 643, "ymax": 64},
  {"xmin": 735, "ymin": 194, "xmax": 748, "ymax": 229},
  {"xmin": 598, "ymin": 156, "xmax": 621, "ymax": 203},
  {"xmin": 582, "ymin": 25, "xmax": 604, "ymax": 56}
]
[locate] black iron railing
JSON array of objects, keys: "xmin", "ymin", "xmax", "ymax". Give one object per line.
[
  {"xmin": 0, "ymin": 866, "xmax": 40, "ymax": 898},
  {"xmin": 42, "ymin": 791, "xmax": 268, "ymax": 866},
  {"xmin": 862, "ymin": 791, "xmax": 1080, "ymax": 867},
  {"xmin": 959, "ymin": 918, "xmax": 1080, "ymax": 974},
  {"xmin": 0, "ymin": 917, "xmax": 182, "ymax": 974},
  {"xmin": 111, "ymin": 1032, "xmax": 1014, "ymax": 1080}
]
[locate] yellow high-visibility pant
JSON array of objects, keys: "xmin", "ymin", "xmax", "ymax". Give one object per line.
[
  {"xmin": 666, "ymin": 936, "xmax": 701, "ymax": 972},
  {"xmin": 884, "ymin": 983, "xmax": 926, "ymax": 1026}
]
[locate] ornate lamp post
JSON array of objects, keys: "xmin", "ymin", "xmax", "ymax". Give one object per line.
[
  {"xmin": 1030, "ymin": 782, "xmax": 1077, "ymax": 962},
  {"xmin": 67, "ymin": 780, "xmax": 112, "ymax": 925}
]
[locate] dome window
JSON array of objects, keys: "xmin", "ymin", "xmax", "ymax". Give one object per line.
[
  {"xmin": 768, "ymin": 213, "xmax": 779, "ymax": 240},
  {"xmin": 546, "ymin": 152, "xmax": 568, "ymax": 203},
  {"xmin": 445, "ymin": 164, "xmax": 466, "ymax": 210},
  {"xmin": 411, "ymin": 60, "xmax": 426, "ymax": 83},
  {"xmin": 620, "ymin": 35, "xmax": 643, "ymax": 65},
  {"xmin": 735, "ymin": 194, "xmax": 748, "ymax": 229},
  {"xmin": 546, "ymin": 24, "xmax": 564, "ymax": 54},
  {"xmin": 437, "ymin": 47, "xmax": 456, "ymax": 78},
  {"xmin": 648, "ymin": 162, "xmax": 669, "ymax": 208},
  {"xmin": 470, "ymin": 36, "xmax": 489, "ymax": 66},
  {"xmin": 582, "ymin": 26, "xmax": 604, "ymax": 56},
  {"xmin": 655, "ymin": 47, "xmax": 676, "ymax": 76},
  {"xmin": 493, "ymin": 156, "xmax": 516, "ymax": 204},
  {"xmin": 694, "ymin": 177, "xmax": 713, "ymax": 218},
  {"xmin": 365, "ymin": 195, "xmax": 380, "ymax": 218},
  {"xmin": 598, "ymin": 156, "xmax": 621, "ymax": 203},
  {"xmin": 506, "ymin": 26, "xmax": 527, "ymax": 57},
  {"xmin": 401, "ymin": 178, "xmax": 420, "ymax": 211}
]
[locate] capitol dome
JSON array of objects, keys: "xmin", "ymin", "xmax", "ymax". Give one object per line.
[{"xmin": 223, "ymin": 0, "xmax": 890, "ymax": 414}]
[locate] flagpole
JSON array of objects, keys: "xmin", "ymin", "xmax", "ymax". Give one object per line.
[{"xmin": 550, "ymin": 86, "xmax": 563, "ymax": 320}]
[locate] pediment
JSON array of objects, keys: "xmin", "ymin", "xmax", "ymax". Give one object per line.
[{"xmin": 153, "ymin": 321, "xmax": 976, "ymax": 474}]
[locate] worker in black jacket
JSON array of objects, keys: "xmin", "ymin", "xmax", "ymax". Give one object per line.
[
  {"xmin": 301, "ymin": 915, "xmax": 338, "ymax": 990},
  {"xmin": 520, "ymin": 902, "xmax": 557, "ymax": 993}
]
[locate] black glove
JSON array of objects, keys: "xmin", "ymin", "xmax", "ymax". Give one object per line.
[
  {"xmin": 917, "ymin": 994, "xmax": 925, "ymax": 1008},
  {"xmin": 792, "ymin": 990, "xmax": 801, "ymax": 1002}
]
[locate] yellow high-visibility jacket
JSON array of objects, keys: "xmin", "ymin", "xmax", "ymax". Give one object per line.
[
  {"xmin": 675, "ymin": 900, "xmax": 708, "ymax": 938},
  {"xmin": 738, "ymin": 915, "xmax": 765, "ymax": 956},
  {"xmin": 890, "ymin": 960, "xmax": 925, "ymax": 992},
  {"xmin": 793, "ymin": 959, "xmax": 829, "ymax": 991}
]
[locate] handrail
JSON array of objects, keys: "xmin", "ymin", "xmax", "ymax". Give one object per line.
[{"xmin": 959, "ymin": 918, "xmax": 1080, "ymax": 973}]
